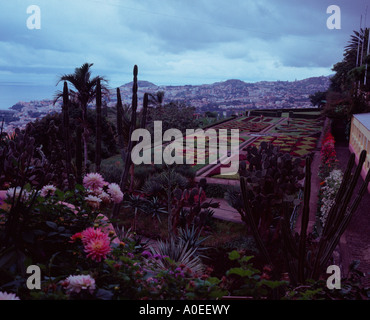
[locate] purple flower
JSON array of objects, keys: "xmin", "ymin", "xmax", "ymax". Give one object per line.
[{"xmin": 142, "ymin": 250, "xmax": 153, "ymax": 258}]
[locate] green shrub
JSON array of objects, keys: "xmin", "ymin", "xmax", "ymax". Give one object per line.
[
  {"xmin": 204, "ymin": 183, "xmax": 239, "ymax": 199},
  {"xmin": 100, "ymin": 163, "xmax": 122, "ymax": 184}
]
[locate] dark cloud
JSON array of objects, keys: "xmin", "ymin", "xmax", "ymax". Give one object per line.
[{"xmin": 0, "ymin": 0, "xmax": 367, "ymax": 92}]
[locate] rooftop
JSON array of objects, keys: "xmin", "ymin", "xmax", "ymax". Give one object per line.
[{"xmin": 353, "ymin": 113, "xmax": 370, "ymax": 130}]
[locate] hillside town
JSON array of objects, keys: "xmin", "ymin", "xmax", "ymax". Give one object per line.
[{"xmin": 1, "ymin": 76, "xmax": 330, "ymax": 133}]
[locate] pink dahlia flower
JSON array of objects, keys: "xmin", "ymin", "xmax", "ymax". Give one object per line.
[
  {"xmin": 40, "ymin": 185, "xmax": 57, "ymax": 197},
  {"xmin": 84, "ymin": 236, "xmax": 112, "ymax": 262},
  {"xmin": 64, "ymin": 275, "xmax": 96, "ymax": 294},
  {"xmin": 107, "ymin": 183, "xmax": 124, "ymax": 204},
  {"xmin": 83, "ymin": 173, "xmax": 106, "ymax": 191},
  {"xmin": 81, "ymin": 227, "xmax": 105, "ymax": 245}
]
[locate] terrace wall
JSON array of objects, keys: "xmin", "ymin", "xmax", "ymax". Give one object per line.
[{"xmin": 349, "ymin": 116, "xmax": 370, "ymax": 193}]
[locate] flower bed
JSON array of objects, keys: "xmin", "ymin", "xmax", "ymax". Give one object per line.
[
  {"xmin": 318, "ymin": 131, "xmax": 338, "ymax": 180},
  {"xmin": 318, "ymin": 169, "xmax": 343, "ymax": 228},
  {"xmin": 248, "ymin": 135, "xmax": 317, "ymax": 158}
]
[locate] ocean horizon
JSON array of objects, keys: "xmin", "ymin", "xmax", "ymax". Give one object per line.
[{"xmin": 0, "ymin": 83, "xmax": 58, "ymax": 110}]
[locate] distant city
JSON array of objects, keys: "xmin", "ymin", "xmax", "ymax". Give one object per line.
[{"xmin": 0, "ymin": 76, "xmax": 330, "ymax": 133}]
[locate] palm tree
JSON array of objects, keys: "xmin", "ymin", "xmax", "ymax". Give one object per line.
[
  {"xmin": 345, "ymin": 28, "xmax": 369, "ymax": 66},
  {"xmin": 54, "ymin": 63, "xmax": 109, "ymax": 172},
  {"xmin": 148, "ymin": 91, "xmax": 165, "ymax": 108}
]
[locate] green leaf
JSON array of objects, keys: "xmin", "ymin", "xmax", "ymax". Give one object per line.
[
  {"xmin": 185, "ymin": 292, "xmax": 195, "ymax": 299},
  {"xmin": 209, "ymin": 289, "xmax": 228, "ymax": 299},
  {"xmin": 239, "ymin": 255, "xmax": 254, "ymax": 263},
  {"xmin": 227, "ymin": 267, "xmax": 255, "ymax": 278},
  {"xmin": 228, "ymin": 250, "xmax": 240, "ymax": 261},
  {"xmin": 206, "ymin": 277, "xmax": 221, "ymax": 285},
  {"xmin": 260, "ymin": 279, "xmax": 285, "ymax": 289}
]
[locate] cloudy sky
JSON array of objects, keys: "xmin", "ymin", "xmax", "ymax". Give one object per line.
[{"xmin": 0, "ymin": 0, "xmax": 368, "ymax": 108}]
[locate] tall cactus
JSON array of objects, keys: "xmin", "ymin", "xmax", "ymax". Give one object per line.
[
  {"xmin": 76, "ymin": 125, "xmax": 83, "ymax": 185},
  {"xmin": 95, "ymin": 79, "xmax": 102, "ymax": 173},
  {"xmin": 141, "ymin": 92, "xmax": 149, "ymax": 129},
  {"xmin": 112, "ymin": 65, "xmax": 138, "ymax": 217},
  {"xmin": 119, "ymin": 65, "xmax": 138, "ymax": 191},
  {"xmin": 62, "ymin": 81, "xmax": 74, "ymax": 189},
  {"xmin": 311, "ymin": 150, "xmax": 370, "ymax": 279},
  {"xmin": 298, "ymin": 156, "xmax": 311, "ymax": 283},
  {"xmin": 239, "ymin": 176, "xmax": 274, "ymax": 268},
  {"xmin": 238, "ymin": 151, "xmax": 370, "ymax": 284},
  {"xmin": 116, "ymin": 88, "xmax": 125, "ymax": 157},
  {"xmin": 112, "ymin": 66, "xmax": 152, "ymax": 217}
]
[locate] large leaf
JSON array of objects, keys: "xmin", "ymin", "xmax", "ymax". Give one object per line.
[
  {"xmin": 227, "ymin": 267, "xmax": 255, "ymax": 278},
  {"xmin": 228, "ymin": 250, "xmax": 240, "ymax": 261}
]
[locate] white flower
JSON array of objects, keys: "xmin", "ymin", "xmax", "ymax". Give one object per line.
[
  {"xmin": 85, "ymin": 195, "xmax": 102, "ymax": 209},
  {"xmin": 6, "ymin": 187, "xmax": 29, "ymax": 202},
  {"xmin": 40, "ymin": 185, "xmax": 57, "ymax": 197},
  {"xmin": 64, "ymin": 275, "xmax": 96, "ymax": 295},
  {"xmin": 98, "ymin": 191, "xmax": 111, "ymax": 204},
  {"xmin": 0, "ymin": 291, "xmax": 20, "ymax": 300},
  {"xmin": 107, "ymin": 183, "xmax": 123, "ymax": 204},
  {"xmin": 86, "ymin": 187, "xmax": 103, "ymax": 197},
  {"xmin": 320, "ymin": 169, "xmax": 343, "ymax": 227}
]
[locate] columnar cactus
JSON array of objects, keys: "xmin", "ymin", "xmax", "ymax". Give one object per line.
[
  {"xmin": 237, "ymin": 150, "xmax": 370, "ymax": 284},
  {"xmin": 62, "ymin": 81, "xmax": 74, "ymax": 189},
  {"xmin": 95, "ymin": 79, "xmax": 102, "ymax": 173},
  {"xmin": 112, "ymin": 65, "xmax": 139, "ymax": 217},
  {"xmin": 76, "ymin": 125, "xmax": 83, "ymax": 185},
  {"xmin": 116, "ymin": 88, "xmax": 124, "ymax": 150}
]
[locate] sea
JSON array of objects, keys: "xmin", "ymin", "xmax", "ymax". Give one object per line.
[{"xmin": 0, "ymin": 83, "xmax": 57, "ymax": 110}]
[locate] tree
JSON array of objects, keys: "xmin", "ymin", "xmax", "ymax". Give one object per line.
[
  {"xmin": 309, "ymin": 91, "xmax": 327, "ymax": 107},
  {"xmin": 330, "ymin": 28, "xmax": 370, "ymax": 93},
  {"xmin": 146, "ymin": 101, "xmax": 200, "ymax": 134},
  {"xmin": 27, "ymin": 110, "xmax": 117, "ymax": 187},
  {"xmin": 54, "ymin": 63, "xmax": 109, "ymax": 172},
  {"xmin": 148, "ymin": 91, "xmax": 165, "ymax": 108},
  {"xmin": 322, "ymin": 28, "xmax": 370, "ymax": 121}
]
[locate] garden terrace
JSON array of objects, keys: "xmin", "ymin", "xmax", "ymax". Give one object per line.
[{"xmin": 196, "ymin": 112, "xmax": 324, "ymax": 182}]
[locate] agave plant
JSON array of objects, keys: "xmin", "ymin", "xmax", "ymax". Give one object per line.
[
  {"xmin": 143, "ymin": 196, "xmax": 167, "ymax": 223},
  {"xmin": 122, "ymin": 194, "xmax": 146, "ymax": 232},
  {"xmin": 149, "ymin": 237, "xmax": 204, "ymax": 275},
  {"xmin": 177, "ymin": 225, "xmax": 209, "ymax": 257},
  {"xmin": 114, "ymin": 225, "xmax": 134, "ymax": 242}
]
